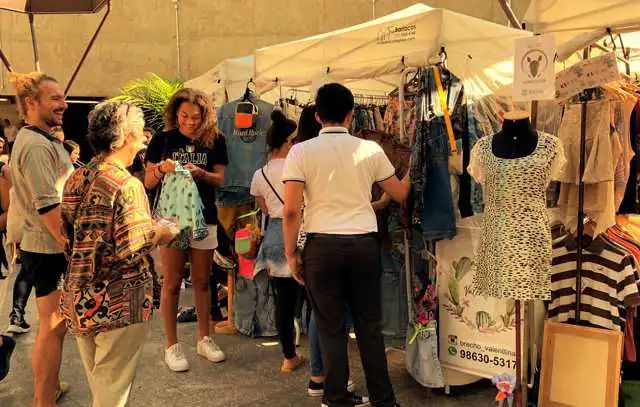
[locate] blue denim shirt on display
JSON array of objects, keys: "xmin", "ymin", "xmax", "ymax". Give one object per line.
[{"xmin": 217, "ymin": 96, "xmax": 274, "ymax": 207}]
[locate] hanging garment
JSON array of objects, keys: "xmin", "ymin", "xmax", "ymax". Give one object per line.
[
  {"xmin": 619, "ymin": 101, "xmax": 640, "ymax": 214},
  {"xmin": 383, "ymin": 96, "xmax": 416, "ymax": 146},
  {"xmin": 155, "ymin": 162, "xmax": 209, "ymax": 250},
  {"xmin": 556, "ymin": 100, "xmax": 621, "ymax": 235},
  {"xmin": 468, "ymin": 133, "xmax": 565, "ymax": 300},
  {"xmin": 355, "ymin": 129, "xmax": 411, "ymax": 240},
  {"xmin": 466, "ymin": 98, "xmax": 485, "ymax": 215},
  {"xmin": 233, "ymin": 270, "xmax": 277, "ymax": 338},
  {"xmin": 549, "ymin": 229, "xmax": 640, "ymax": 331},
  {"xmin": 410, "ymin": 68, "xmax": 464, "ymax": 241},
  {"xmin": 406, "ymin": 229, "xmax": 444, "ymax": 388},
  {"xmin": 217, "ymin": 95, "xmax": 274, "ymax": 207}
]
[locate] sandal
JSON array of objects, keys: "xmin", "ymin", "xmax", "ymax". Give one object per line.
[
  {"xmin": 56, "ymin": 381, "xmax": 70, "ymax": 401},
  {"xmin": 281, "ymin": 355, "xmax": 305, "ymax": 373}
]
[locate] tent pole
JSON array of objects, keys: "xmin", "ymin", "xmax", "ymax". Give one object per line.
[
  {"xmin": 515, "ymin": 301, "xmax": 523, "ymax": 407},
  {"xmin": 590, "ymin": 43, "xmax": 631, "ymax": 67},
  {"xmin": 575, "ymin": 46, "xmax": 592, "ymax": 327},
  {"xmin": 65, "ymin": 1, "xmax": 111, "ymax": 95},
  {"xmin": 173, "ymin": 0, "xmax": 182, "ymax": 79},
  {"xmin": 0, "ymin": 48, "xmax": 13, "ymax": 72},
  {"xmin": 497, "ymin": 0, "xmax": 521, "ymax": 28},
  {"xmin": 28, "ymin": 13, "xmax": 40, "ymax": 71}
]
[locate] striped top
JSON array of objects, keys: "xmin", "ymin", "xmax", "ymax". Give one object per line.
[
  {"xmin": 60, "ymin": 158, "xmax": 156, "ymax": 335},
  {"xmin": 549, "ymin": 228, "xmax": 640, "ymax": 331}
]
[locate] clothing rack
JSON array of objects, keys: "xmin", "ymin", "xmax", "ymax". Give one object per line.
[
  {"xmin": 564, "ymin": 43, "xmax": 635, "ymax": 405},
  {"xmin": 574, "ymin": 86, "xmax": 594, "ymax": 323},
  {"xmin": 353, "ymin": 93, "xmax": 388, "ymax": 106},
  {"xmin": 572, "ymin": 41, "xmax": 633, "ymax": 322}
]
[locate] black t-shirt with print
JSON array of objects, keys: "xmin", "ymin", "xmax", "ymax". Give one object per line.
[
  {"xmin": 128, "ymin": 147, "xmax": 147, "ymax": 174},
  {"xmin": 146, "ymin": 129, "xmax": 228, "ymax": 225}
]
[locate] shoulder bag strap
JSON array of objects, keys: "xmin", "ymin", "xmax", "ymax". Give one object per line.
[
  {"xmin": 151, "ymin": 134, "xmax": 170, "ymax": 215},
  {"xmin": 432, "ymin": 66, "xmax": 458, "ymax": 155},
  {"xmin": 261, "ymin": 166, "xmax": 284, "ymax": 205}
]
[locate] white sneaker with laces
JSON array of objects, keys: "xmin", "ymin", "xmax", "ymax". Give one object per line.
[
  {"xmin": 197, "ymin": 336, "xmax": 226, "ymax": 363},
  {"xmin": 164, "ymin": 343, "xmax": 190, "ymax": 372}
]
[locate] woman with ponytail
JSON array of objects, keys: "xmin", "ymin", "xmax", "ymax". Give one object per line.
[{"xmin": 250, "ymin": 110, "xmax": 305, "ymax": 372}]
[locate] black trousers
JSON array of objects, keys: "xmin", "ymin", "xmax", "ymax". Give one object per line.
[
  {"xmin": 272, "ymin": 277, "xmax": 301, "ymax": 360},
  {"xmin": 303, "ymin": 233, "xmax": 396, "ymax": 407}
]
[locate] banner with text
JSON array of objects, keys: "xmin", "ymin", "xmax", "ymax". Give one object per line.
[
  {"xmin": 437, "ymin": 215, "xmax": 517, "ymax": 379},
  {"xmin": 555, "ymin": 52, "xmax": 620, "ymax": 100}
]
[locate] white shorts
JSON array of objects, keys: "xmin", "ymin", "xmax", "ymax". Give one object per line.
[{"xmin": 190, "ymin": 225, "xmax": 218, "ymax": 251}]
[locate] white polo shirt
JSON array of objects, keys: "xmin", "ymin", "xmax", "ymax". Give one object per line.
[{"xmin": 282, "ymin": 127, "xmax": 395, "ymax": 235}]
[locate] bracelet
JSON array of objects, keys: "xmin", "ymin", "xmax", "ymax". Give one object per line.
[{"xmin": 154, "ymin": 167, "xmax": 163, "ymax": 179}]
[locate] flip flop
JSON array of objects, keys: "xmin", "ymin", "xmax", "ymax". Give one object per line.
[{"xmin": 281, "ymin": 355, "xmax": 306, "ymax": 373}]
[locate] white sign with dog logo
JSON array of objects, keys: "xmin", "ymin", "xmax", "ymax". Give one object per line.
[{"xmin": 513, "ymin": 34, "xmax": 556, "ymax": 101}]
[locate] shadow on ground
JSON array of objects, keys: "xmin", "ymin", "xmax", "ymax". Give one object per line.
[{"xmin": 0, "ymin": 275, "xmax": 495, "ymax": 406}]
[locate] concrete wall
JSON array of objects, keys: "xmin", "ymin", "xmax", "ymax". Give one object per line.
[{"xmin": 0, "ymin": 0, "xmax": 531, "ymax": 97}]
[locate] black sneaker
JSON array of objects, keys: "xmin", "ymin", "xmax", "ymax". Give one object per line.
[
  {"xmin": 0, "ymin": 334, "xmax": 16, "ymax": 381},
  {"xmin": 7, "ymin": 318, "xmax": 31, "ymax": 334},
  {"xmin": 308, "ymin": 379, "xmax": 356, "ymax": 397},
  {"xmin": 177, "ymin": 307, "xmax": 197, "ymax": 323},
  {"xmin": 321, "ymin": 392, "xmax": 370, "ymax": 407}
]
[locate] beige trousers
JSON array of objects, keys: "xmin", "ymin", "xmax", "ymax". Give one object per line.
[{"xmin": 76, "ymin": 322, "xmax": 151, "ymax": 407}]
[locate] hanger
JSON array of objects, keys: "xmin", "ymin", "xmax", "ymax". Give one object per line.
[{"xmin": 242, "ymin": 78, "xmax": 256, "ymax": 101}]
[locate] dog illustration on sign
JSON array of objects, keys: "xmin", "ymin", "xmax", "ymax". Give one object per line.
[{"xmin": 521, "ymin": 49, "xmax": 549, "ymax": 79}]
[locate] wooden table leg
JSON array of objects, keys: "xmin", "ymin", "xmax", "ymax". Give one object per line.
[{"xmin": 215, "ymin": 272, "xmax": 237, "ymax": 334}]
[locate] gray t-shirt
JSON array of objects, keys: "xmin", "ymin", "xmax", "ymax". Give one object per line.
[{"xmin": 10, "ymin": 126, "xmax": 73, "ymax": 254}]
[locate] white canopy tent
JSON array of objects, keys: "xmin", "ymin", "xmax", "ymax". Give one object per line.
[
  {"xmin": 185, "ymin": 56, "xmax": 254, "ymax": 105},
  {"xmin": 254, "ymin": 3, "xmax": 531, "ymax": 97},
  {"xmin": 523, "ymin": 0, "xmax": 640, "ymax": 63},
  {"xmin": 185, "ymin": 55, "xmax": 281, "ymax": 106}
]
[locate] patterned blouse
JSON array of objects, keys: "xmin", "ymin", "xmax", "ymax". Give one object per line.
[{"xmin": 61, "ymin": 158, "xmax": 156, "ymax": 335}]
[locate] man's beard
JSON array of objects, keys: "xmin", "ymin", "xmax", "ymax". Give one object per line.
[{"xmin": 44, "ymin": 114, "xmax": 62, "ymax": 127}]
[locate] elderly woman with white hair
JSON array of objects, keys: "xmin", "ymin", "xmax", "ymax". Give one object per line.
[{"xmin": 60, "ymin": 101, "xmax": 177, "ymax": 407}]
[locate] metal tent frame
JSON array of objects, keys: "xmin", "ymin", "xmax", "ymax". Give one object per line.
[{"xmin": 0, "ymin": 0, "xmax": 111, "ymax": 94}]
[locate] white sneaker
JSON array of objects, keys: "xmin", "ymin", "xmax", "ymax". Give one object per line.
[
  {"xmin": 164, "ymin": 343, "xmax": 190, "ymax": 372},
  {"xmin": 197, "ymin": 336, "xmax": 226, "ymax": 363}
]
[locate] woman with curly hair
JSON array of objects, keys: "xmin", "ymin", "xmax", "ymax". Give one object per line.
[
  {"xmin": 61, "ymin": 101, "xmax": 177, "ymax": 406},
  {"xmin": 144, "ymin": 88, "xmax": 229, "ymax": 372}
]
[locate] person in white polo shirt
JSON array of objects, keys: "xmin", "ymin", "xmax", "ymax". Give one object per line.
[{"xmin": 282, "ymin": 83, "xmax": 410, "ymax": 407}]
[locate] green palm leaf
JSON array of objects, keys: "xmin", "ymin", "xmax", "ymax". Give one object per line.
[{"xmin": 110, "ymin": 73, "xmax": 184, "ymax": 129}]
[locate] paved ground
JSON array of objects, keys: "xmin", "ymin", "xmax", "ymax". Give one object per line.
[{"xmin": 0, "ymin": 274, "xmax": 495, "ymax": 407}]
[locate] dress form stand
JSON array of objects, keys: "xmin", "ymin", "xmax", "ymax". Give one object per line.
[{"xmin": 494, "ymin": 110, "xmax": 537, "ymax": 407}]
